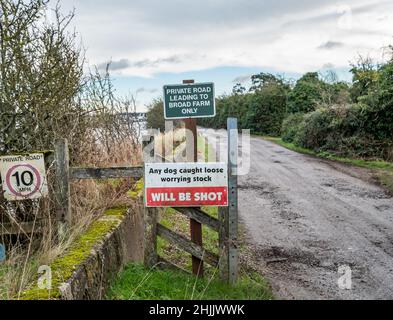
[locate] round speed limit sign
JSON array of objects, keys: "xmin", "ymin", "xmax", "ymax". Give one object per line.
[{"xmin": 0, "ymin": 153, "xmax": 48, "ymax": 201}]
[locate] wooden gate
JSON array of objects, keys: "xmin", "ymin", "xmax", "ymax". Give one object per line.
[{"xmin": 143, "ymin": 118, "xmax": 239, "ymax": 284}]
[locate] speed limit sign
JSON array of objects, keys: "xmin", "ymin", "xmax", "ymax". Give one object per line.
[{"xmin": 0, "ymin": 153, "xmax": 49, "ymax": 201}]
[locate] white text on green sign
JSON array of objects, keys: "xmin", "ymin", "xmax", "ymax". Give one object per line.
[{"xmin": 163, "ymin": 83, "xmax": 215, "ymax": 119}]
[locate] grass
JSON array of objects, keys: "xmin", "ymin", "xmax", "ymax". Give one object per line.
[
  {"xmin": 378, "ymin": 171, "xmax": 393, "ymax": 192},
  {"xmin": 0, "ymin": 266, "xmax": 8, "ymax": 299},
  {"xmin": 263, "ymin": 137, "xmax": 393, "ymax": 192},
  {"xmin": 106, "ymin": 263, "xmax": 273, "ymax": 300}
]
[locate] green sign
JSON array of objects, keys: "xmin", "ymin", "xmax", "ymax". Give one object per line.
[{"xmin": 163, "ymin": 83, "xmax": 215, "ymax": 119}]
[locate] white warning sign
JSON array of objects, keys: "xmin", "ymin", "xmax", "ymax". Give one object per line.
[
  {"xmin": 145, "ymin": 162, "xmax": 228, "ymax": 207},
  {"xmin": 0, "ymin": 153, "xmax": 49, "ymax": 201}
]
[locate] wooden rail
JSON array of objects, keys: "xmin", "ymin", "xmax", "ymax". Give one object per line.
[
  {"xmin": 70, "ymin": 167, "xmax": 143, "ymax": 180},
  {"xmin": 175, "ymin": 207, "xmax": 220, "ymax": 232},
  {"xmin": 157, "ymin": 224, "xmax": 219, "ymax": 267}
]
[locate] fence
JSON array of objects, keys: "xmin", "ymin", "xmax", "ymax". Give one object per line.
[
  {"xmin": 1, "ymin": 118, "xmax": 239, "ymax": 284},
  {"xmin": 0, "ymin": 140, "xmax": 143, "ymax": 236},
  {"xmin": 53, "ymin": 139, "xmax": 143, "ymax": 229}
]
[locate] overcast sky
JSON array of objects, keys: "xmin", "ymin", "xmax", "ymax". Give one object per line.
[{"xmin": 60, "ymin": 0, "xmax": 393, "ymax": 111}]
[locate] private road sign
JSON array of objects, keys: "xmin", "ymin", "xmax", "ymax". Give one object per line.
[
  {"xmin": 0, "ymin": 153, "xmax": 49, "ymax": 201},
  {"xmin": 163, "ymin": 82, "xmax": 215, "ymax": 119}
]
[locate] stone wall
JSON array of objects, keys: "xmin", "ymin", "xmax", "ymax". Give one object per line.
[
  {"xmin": 19, "ymin": 203, "xmax": 144, "ymax": 300},
  {"xmin": 60, "ymin": 206, "xmax": 144, "ymax": 300}
]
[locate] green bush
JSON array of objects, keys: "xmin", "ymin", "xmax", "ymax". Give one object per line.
[
  {"xmin": 287, "ymin": 72, "xmax": 325, "ymax": 114},
  {"xmin": 198, "ymin": 73, "xmax": 289, "ymax": 135},
  {"xmin": 281, "ymin": 113, "xmax": 305, "ymax": 143},
  {"xmin": 244, "ymin": 83, "xmax": 288, "ymax": 136},
  {"xmin": 325, "ymin": 134, "xmax": 389, "ymax": 159},
  {"xmin": 349, "ymin": 53, "xmax": 393, "ymax": 141},
  {"xmin": 282, "ymin": 103, "xmax": 392, "ymax": 160},
  {"xmin": 197, "ymin": 54, "xmax": 393, "ymax": 162},
  {"xmin": 371, "ymin": 60, "xmax": 393, "ymax": 140},
  {"xmin": 294, "ymin": 108, "xmax": 336, "ymax": 151}
]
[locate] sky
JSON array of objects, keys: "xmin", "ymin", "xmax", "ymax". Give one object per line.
[{"xmin": 57, "ymin": 0, "xmax": 393, "ymax": 111}]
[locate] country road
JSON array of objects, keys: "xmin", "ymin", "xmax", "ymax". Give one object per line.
[{"xmin": 201, "ymin": 128, "xmax": 393, "ymax": 300}]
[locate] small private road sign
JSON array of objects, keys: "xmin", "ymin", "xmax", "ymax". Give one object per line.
[
  {"xmin": 145, "ymin": 162, "xmax": 228, "ymax": 207},
  {"xmin": 0, "ymin": 153, "xmax": 49, "ymax": 201},
  {"xmin": 163, "ymin": 82, "xmax": 215, "ymax": 119}
]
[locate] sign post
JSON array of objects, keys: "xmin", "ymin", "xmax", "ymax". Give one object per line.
[
  {"xmin": 163, "ymin": 79, "xmax": 217, "ymax": 277},
  {"xmin": 184, "ymin": 80, "xmax": 203, "ymax": 277},
  {"xmin": 227, "ymin": 118, "xmax": 239, "ymax": 284},
  {"xmin": 160, "ymin": 79, "xmax": 219, "ymax": 277}
]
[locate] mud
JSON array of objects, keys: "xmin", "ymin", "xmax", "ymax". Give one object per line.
[{"xmin": 202, "ymin": 129, "xmax": 393, "ymax": 300}]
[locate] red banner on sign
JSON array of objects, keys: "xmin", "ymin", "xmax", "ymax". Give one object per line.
[{"xmin": 146, "ymin": 187, "xmax": 228, "ymax": 207}]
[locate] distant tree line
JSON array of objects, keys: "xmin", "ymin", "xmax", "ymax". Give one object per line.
[
  {"xmin": 197, "ymin": 50, "xmax": 392, "ymax": 161},
  {"xmin": 145, "ymin": 48, "xmax": 393, "ymax": 161}
]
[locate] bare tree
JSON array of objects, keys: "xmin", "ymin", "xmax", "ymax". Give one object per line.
[{"xmin": 0, "ymin": 0, "xmax": 89, "ymax": 154}]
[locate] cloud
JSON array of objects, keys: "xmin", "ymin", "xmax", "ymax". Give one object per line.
[
  {"xmin": 96, "ymin": 55, "xmax": 186, "ymax": 75},
  {"xmin": 322, "ymin": 63, "xmax": 335, "ymax": 69},
  {"xmin": 136, "ymin": 87, "xmax": 159, "ymax": 94},
  {"xmin": 232, "ymin": 74, "xmax": 252, "ymax": 84},
  {"xmin": 133, "ymin": 55, "xmax": 182, "ymax": 68},
  {"xmin": 318, "ymin": 41, "xmax": 345, "ymax": 50},
  {"xmin": 97, "ymin": 58, "xmax": 130, "ymax": 71},
  {"xmin": 64, "ymin": 0, "xmax": 393, "ymax": 77}
]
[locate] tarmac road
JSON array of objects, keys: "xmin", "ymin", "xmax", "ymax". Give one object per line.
[{"xmin": 201, "ymin": 128, "xmax": 393, "ymax": 300}]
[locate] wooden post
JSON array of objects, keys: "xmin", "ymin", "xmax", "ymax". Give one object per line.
[
  {"xmin": 142, "ymin": 134, "xmax": 155, "ymax": 162},
  {"xmin": 165, "ymin": 120, "xmax": 174, "ymax": 161},
  {"xmin": 143, "ymin": 136, "xmax": 158, "ymax": 268},
  {"xmin": 144, "ymin": 206, "xmax": 158, "ymax": 268},
  {"xmin": 227, "ymin": 118, "xmax": 239, "ymax": 284},
  {"xmin": 161, "ymin": 131, "xmax": 166, "ymax": 162},
  {"xmin": 205, "ymin": 136, "xmax": 209, "ymax": 162},
  {"xmin": 183, "ymin": 79, "xmax": 204, "ymax": 277},
  {"xmin": 218, "ymin": 206, "xmax": 229, "ymax": 282},
  {"xmin": 54, "ymin": 139, "xmax": 71, "ymax": 232}
]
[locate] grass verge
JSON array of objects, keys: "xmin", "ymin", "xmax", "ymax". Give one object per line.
[
  {"xmin": 264, "ymin": 137, "xmax": 393, "ymax": 192},
  {"xmin": 106, "ymin": 263, "xmax": 273, "ymax": 300}
]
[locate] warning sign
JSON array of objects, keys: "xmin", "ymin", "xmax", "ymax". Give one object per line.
[
  {"xmin": 145, "ymin": 162, "xmax": 228, "ymax": 207},
  {"xmin": 0, "ymin": 153, "xmax": 49, "ymax": 201}
]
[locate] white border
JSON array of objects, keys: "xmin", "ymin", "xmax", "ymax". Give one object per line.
[{"xmin": 163, "ymin": 82, "xmax": 216, "ymax": 120}]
